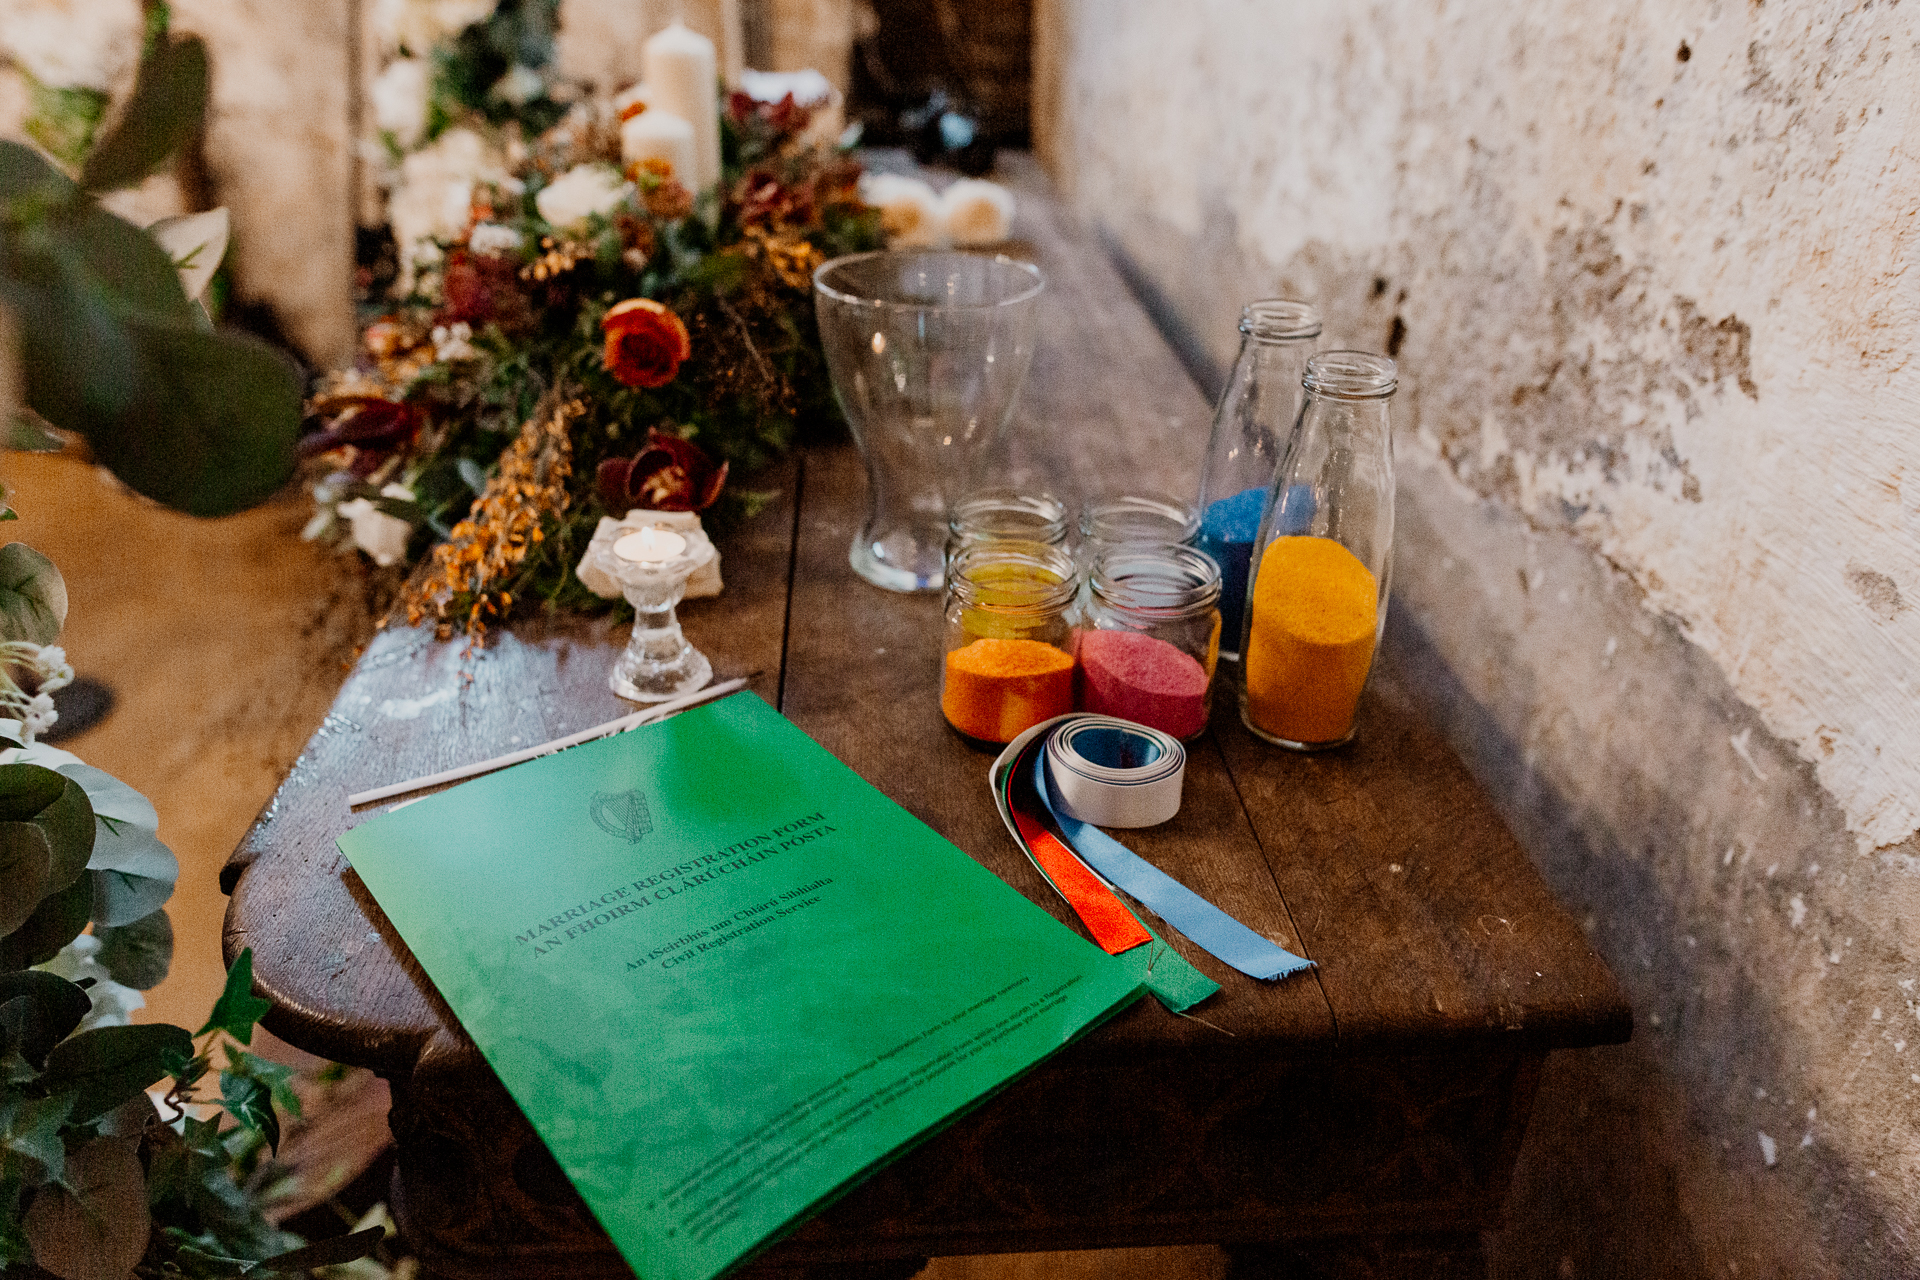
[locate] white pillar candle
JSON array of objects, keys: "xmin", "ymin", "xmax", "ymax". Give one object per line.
[
  {"xmin": 614, "ymin": 527, "xmax": 690, "ymax": 563},
  {"xmin": 621, "ymin": 108, "xmax": 698, "ymax": 187},
  {"xmin": 643, "ymin": 22, "xmax": 720, "ymax": 194}
]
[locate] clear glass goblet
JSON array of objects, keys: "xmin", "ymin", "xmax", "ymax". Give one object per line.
[{"xmin": 814, "ymin": 250, "xmax": 1045, "ymax": 592}]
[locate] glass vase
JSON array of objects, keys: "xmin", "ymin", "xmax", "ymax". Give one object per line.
[
  {"xmin": 815, "ymin": 251, "xmax": 1046, "ymax": 592},
  {"xmin": 1239, "ymin": 351, "xmax": 1395, "ymax": 751},
  {"xmin": 1193, "ymin": 300, "xmax": 1321, "ymax": 664}
]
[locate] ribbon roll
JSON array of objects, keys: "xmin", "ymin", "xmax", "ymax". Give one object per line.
[{"xmin": 1044, "ymin": 717, "xmax": 1186, "ymax": 828}]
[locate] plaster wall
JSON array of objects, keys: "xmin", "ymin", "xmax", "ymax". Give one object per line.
[{"xmin": 1037, "ymin": 0, "xmax": 1920, "ymax": 1274}]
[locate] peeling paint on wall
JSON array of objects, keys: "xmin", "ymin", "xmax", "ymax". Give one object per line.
[{"xmin": 1050, "ymin": 0, "xmax": 1920, "ymax": 851}]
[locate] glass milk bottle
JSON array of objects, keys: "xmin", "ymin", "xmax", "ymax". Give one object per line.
[
  {"xmin": 1239, "ymin": 351, "xmax": 1395, "ymax": 751},
  {"xmin": 1193, "ymin": 300, "xmax": 1321, "ymax": 664}
]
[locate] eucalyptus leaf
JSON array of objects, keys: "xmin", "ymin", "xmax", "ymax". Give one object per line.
[
  {"xmin": 79, "ymin": 35, "xmax": 210, "ymax": 194},
  {"xmin": 85, "ymin": 813, "xmax": 177, "ymax": 927},
  {"xmin": 82, "ymin": 314, "xmax": 302, "ymax": 517},
  {"xmin": 0, "ymin": 823, "xmax": 53, "ymax": 937},
  {"xmin": 0, "ymin": 873, "xmax": 90, "ymax": 969},
  {"xmin": 22, "ymin": 1136, "xmax": 149, "ymax": 1280},
  {"xmin": 0, "ymin": 971, "xmax": 91, "ymax": 1068},
  {"xmin": 197, "ymin": 950, "xmax": 270, "ymax": 1045},
  {"xmin": 147, "ymin": 208, "xmax": 229, "ymax": 301},
  {"xmin": 89, "ymin": 866, "xmax": 175, "ymax": 930},
  {"xmin": 41, "ymin": 1022, "xmax": 193, "ymax": 1122},
  {"xmin": 0, "ymin": 544, "xmax": 68, "ymax": 647},
  {"xmin": 54, "ymin": 764, "xmax": 158, "ymax": 831},
  {"xmin": 94, "ymin": 908, "xmax": 173, "ymax": 990},
  {"xmin": 31, "ymin": 776, "xmax": 96, "ymax": 896}
]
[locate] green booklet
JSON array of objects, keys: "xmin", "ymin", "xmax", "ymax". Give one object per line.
[{"xmin": 338, "ymin": 692, "xmax": 1143, "ymax": 1280}]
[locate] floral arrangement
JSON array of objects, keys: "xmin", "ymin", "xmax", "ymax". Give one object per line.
[{"xmin": 306, "ymin": 9, "xmax": 885, "ymax": 641}]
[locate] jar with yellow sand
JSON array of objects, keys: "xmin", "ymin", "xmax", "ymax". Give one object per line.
[
  {"xmin": 941, "ymin": 540, "xmax": 1079, "ymax": 745},
  {"xmin": 1239, "ymin": 351, "xmax": 1396, "ymax": 750}
]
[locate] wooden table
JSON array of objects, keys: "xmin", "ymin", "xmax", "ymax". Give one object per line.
[{"xmin": 223, "ymin": 158, "xmax": 1629, "ymax": 1280}]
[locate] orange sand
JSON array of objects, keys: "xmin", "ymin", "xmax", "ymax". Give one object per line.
[
  {"xmin": 1243, "ymin": 537, "xmax": 1378, "ymax": 745},
  {"xmin": 942, "ymin": 637, "xmax": 1076, "ymax": 743}
]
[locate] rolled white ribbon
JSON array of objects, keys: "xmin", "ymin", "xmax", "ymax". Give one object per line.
[{"xmin": 1043, "ymin": 716, "xmax": 1187, "ymax": 829}]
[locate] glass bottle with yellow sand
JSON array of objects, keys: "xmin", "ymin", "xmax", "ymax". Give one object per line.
[{"xmin": 1239, "ymin": 352, "xmax": 1396, "ymax": 750}]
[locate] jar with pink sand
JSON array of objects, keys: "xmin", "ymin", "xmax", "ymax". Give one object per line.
[{"xmin": 1074, "ymin": 544, "xmax": 1223, "ymax": 740}]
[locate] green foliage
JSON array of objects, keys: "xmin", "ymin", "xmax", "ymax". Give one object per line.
[
  {"xmin": 79, "ymin": 34, "xmax": 209, "ymax": 194},
  {"xmin": 43, "ymin": 1023, "xmax": 194, "ymax": 1123},
  {"xmin": 0, "ymin": 764, "xmax": 93, "ymax": 938},
  {"xmin": 0, "ymin": 544, "xmax": 68, "ymax": 648},
  {"xmin": 21, "ymin": 84, "xmax": 110, "ymax": 173},
  {"xmin": 93, "ymin": 909, "xmax": 173, "ymax": 990},
  {"xmin": 427, "ymin": 0, "xmax": 565, "ymax": 136},
  {"xmin": 0, "ymin": 971, "xmax": 89, "ymax": 1077},
  {"xmin": 196, "ymin": 950, "xmax": 271, "ymax": 1045}
]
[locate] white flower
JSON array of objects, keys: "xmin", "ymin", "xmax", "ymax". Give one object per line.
[
  {"xmin": 468, "ymin": 222, "xmax": 523, "ymax": 256},
  {"xmin": 371, "ymin": 0, "xmax": 494, "ymax": 56},
  {"xmin": 859, "ymin": 173, "xmax": 945, "ymax": 248},
  {"xmin": 387, "ymin": 128, "xmax": 509, "ymax": 293},
  {"xmin": 336, "ymin": 490, "xmax": 416, "ymax": 567},
  {"xmin": 0, "ymin": 0, "xmax": 141, "ymax": 91},
  {"xmin": 371, "ymin": 56, "xmax": 432, "ymax": 149},
  {"xmin": 491, "ymin": 64, "xmax": 546, "ymax": 108},
  {"xmin": 941, "ymin": 178, "xmax": 1015, "ymax": 246},
  {"xmin": 37, "ymin": 935, "xmax": 145, "ymax": 1033},
  {"xmin": 23, "ymin": 692, "xmax": 55, "ymax": 741},
  {"xmin": 535, "ymin": 164, "xmax": 632, "ymax": 231},
  {"xmin": 431, "ymin": 322, "xmax": 477, "ymax": 361}
]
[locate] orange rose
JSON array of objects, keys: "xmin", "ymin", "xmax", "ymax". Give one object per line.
[{"xmin": 600, "ymin": 298, "xmax": 691, "ymax": 389}]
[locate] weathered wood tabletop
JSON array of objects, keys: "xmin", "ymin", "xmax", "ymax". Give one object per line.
[{"xmin": 224, "ymin": 156, "xmax": 1629, "ymax": 1280}]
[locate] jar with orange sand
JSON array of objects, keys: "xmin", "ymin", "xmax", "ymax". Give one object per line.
[
  {"xmin": 941, "ymin": 540, "xmax": 1079, "ymax": 745},
  {"xmin": 1240, "ymin": 351, "xmax": 1396, "ymax": 750}
]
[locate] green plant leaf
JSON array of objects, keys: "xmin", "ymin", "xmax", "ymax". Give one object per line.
[
  {"xmin": 79, "ymin": 34, "xmax": 210, "ymax": 194},
  {"xmin": 22, "ymin": 82, "xmax": 110, "ymax": 172},
  {"xmin": 0, "ymin": 1092, "xmax": 73, "ymax": 1186},
  {"xmin": 40, "ymin": 1022, "xmax": 193, "ymax": 1123},
  {"xmin": 0, "ymin": 971, "xmax": 92, "ymax": 1069},
  {"xmin": 6, "ymin": 413, "xmax": 66, "ymax": 453},
  {"xmin": 21, "ymin": 1135, "xmax": 148, "ymax": 1280},
  {"xmin": 0, "ymin": 823, "xmax": 53, "ymax": 938},
  {"xmin": 84, "ymin": 314, "xmax": 303, "ymax": 517},
  {"xmin": 197, "ymin": 950, "xmax": 270, "ymax": 1045},
  {"xmin": 54, "ymin": 764, "xmax": 158, "ymax": 832},
  {"xmin": 223, "ymin": 1048, "xmax": 298, "ymax": 1120},
  {"xmin": 247, "ymin": 1224, "xmax": 386, "ymax": 1273},
  {"xmin": 0, "ymin": 771, "xmax": 98, "ymax": 898},
  {"xmin": 0, "ymin": 544, "xmax": 68, "ymax": 647},
  {"xmin": 0, "ymin": 873, "xmax": 91, "ymax": 970},
  {"xmin": 86, "ymin": 813, "xmax": 177, "ymax": 928},
  {"xmin": 94, "ymin": 908, "xmax": 173, "ymax": 990},
  {"xmin": 217, "ymin": 1071, "xmax": 277, "ymax": 1156}
]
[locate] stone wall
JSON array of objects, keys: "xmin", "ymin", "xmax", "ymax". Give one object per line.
[{"xmin": 1035, "ymin": 1, "xmax": 1920, "ymax": 1275}]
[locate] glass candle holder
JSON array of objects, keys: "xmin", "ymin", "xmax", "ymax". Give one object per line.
[
  {"xmin": 1240, "ymin": 351, "xmax": 1396, "ymax": 750},
  {"xmin": 941, "ymin": 540, "xmax": 1079, "ymax": 745},
  {"xmin": 588, "ymin": 524, "xmax": 718, "ymax": 702},
  {"xmin": 1076, "ymin": 543, "xmax": 1223, "ymax": 740},
  {"xmin": 814, "ymin": 251, "xmax": 1046, "ymax": 593}
]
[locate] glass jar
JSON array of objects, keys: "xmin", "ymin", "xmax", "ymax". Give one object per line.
[
  {"xmin": 946, "ymin": 488, "xmax": 1071, "ymax": 563},
  {"xmin": 941, "ymin": 540, "xmax": 1079, "ymax": 745},
  {"xmin": 1240, "ymin": 351, "xmax": 1396, "ymax": 751},
  {"xmin": 1078, "ymin": 492, "xmax": 1199, "ymax": 554},
  {"xmin": 1194, "ymin": 300, "xmax": 1322, "ymax": 665},
  {"xmin": 1076, "ymin": 544, "xmax": 1222, "ymax": 740}
]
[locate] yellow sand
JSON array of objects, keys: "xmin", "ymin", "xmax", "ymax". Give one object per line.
[{"xmin": 1243, "ymin": 537, "xmax": 1378, "ymax": 745}]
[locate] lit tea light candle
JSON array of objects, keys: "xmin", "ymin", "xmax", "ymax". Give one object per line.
[{"xmin": 614, "ymin": 527, "xmax": 689, "ymax": 564}]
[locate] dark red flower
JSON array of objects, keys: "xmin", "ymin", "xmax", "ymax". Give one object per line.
[
  {"xmin": 597, "ymin": 429, "xmax": 728, "ymax": 513},
  {"xmin": 439, "ymin": 248, "xmax": 531, "ymax": 331},
  {"xmin": 300, "ymin": 395, "xmax": 425, "ymax": 476},
  {"xmin": 600, "ymin": 298, "xmax": 692, "ymax": 389}
]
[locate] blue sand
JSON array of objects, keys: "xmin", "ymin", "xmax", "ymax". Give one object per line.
[{"xmin": 1196, "ymin": 485, "xmax": 1316, "ymax": 651}]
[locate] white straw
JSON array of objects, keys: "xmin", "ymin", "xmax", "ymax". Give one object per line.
[{"xmin": 347, "ymin": 678, "xmax": 749, "ymax": 807}]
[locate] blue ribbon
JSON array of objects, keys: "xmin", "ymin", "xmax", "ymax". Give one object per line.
[{"xmin": 1034, "ymin": 751, "xmax": 1313, "ymax": 982}]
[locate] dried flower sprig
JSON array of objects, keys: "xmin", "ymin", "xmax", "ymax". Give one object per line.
[{"xmin": 401, "ymin": 395, "xmax": 582, "ymax": 645}]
